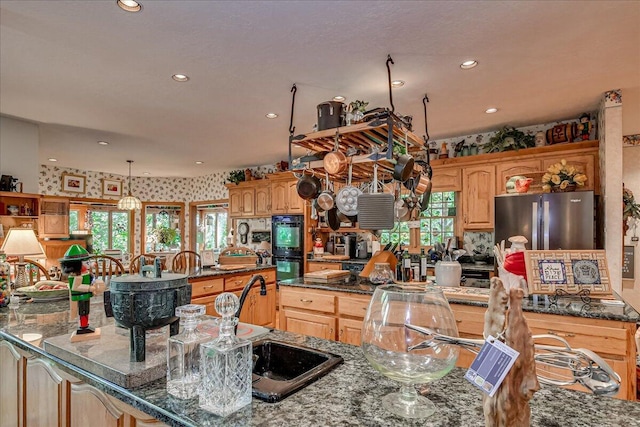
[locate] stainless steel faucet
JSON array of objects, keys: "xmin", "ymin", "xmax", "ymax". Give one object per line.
[{"xmin": 235, "ymin": 274, "xmax": 267, "ymax": 319}]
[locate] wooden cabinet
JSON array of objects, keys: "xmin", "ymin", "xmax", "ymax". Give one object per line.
[
  {"xmin": 0, "ymin": 192, "xmax": 40, "ymax": 245},
  {"xmin": 495, "ymin": 160, "xmax": 542, "ymax": 195},
  {"xmin": 307, "ymin": 261, "xmax": 343, "ymax": 272},
  {"xmin": 338, "ymin": 318, "xmax": 363, "ymax": 346},
  {"xmin": 542, "ymin": 153, "xmax": 597, "ymax": 192},
  {"xmin": 188, "ymin": 268, "xmax": 277, "ymax": 326},
  {"xmin": 39, "ymin": 196, "xmax": 70, "ymax": 238},
  {"xmin": 279, "ymin": 287, "xmax": 337, "ymax": 340},
  {"xmin": 69, "ymin": 383, "xmax": 125, "ymax": 427},
  {"xmin": 431, "ymin": 167, "xmax": 462, "ymax": 192},
  {"xmin": 228, "ymin": 187, "xmax": 255, "ymax": 217},
  {"xmin": 25, "ymin": 357, "xmax": 64, "ymax": 427},
  {"xmin": 255, "ymin": 185, "xmax": 271, "ymax": 216},
  {"xmin": 40, "ymin": 239, "xmax": 86, "ymax": 269},
  {"xmin": 270, "ymin": 180, "xmax": 304, "ymax": 215},
  {"xmin": 0, "ymin": 341, "xmax": 22, "ymax": 427},
  {"xmin": 461, "ymin": 165, "xmax": 495, "ymax": 230},
  {"xmin": 281, "ymin": 309, "xmax": 336, "ymax": 340}
]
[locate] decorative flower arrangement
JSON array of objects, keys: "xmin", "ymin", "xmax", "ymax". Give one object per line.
[
  {"xmin": 541, "ymin": 159, "xmax": 587, "ymax": 192},
  {"xmin": 623, "ymin": 186, "xmax": 640, "ymax": 221}
]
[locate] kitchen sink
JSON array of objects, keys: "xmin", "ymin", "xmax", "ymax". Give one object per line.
[{"xmin": 251, "ymin": 339, "xmax": 343, "ymax": 402}]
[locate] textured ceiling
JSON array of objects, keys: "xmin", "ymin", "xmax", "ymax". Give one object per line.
[{"xmin": 1, "ymin": 0, "xmax": 639, "ymax": 177}]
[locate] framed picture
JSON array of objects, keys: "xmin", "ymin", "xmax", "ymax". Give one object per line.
[
  {"xmin": 102, "ymin": 178, "xmax": 122, "ymax": 197},
  {"xmin": 61, "ymin": 173, "xmax": 86, "ymax": 194},
  {"xmin": 524, "ymin": 250, "xmax": 612, "ymax": 295},
  {"xmin": 201, "ymin": 250, "xmax": 215, "ymax": 267}
]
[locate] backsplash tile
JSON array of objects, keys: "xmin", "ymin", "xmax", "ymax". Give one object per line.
[{"xmin": 463, "ymin": 232, "xmax": 494, "ymax": 256}]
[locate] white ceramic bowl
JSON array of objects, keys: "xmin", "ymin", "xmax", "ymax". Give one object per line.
[{"xmin": 22, "ymin": 333, "xmax": 43, "ymax": 347}]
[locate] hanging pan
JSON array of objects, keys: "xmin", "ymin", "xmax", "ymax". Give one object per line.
[
  {"xmin": 336, "ymin": 162, "xmax": 362, "ymax": 217},
  {"xmin": 296, "ymin": 169, "xmax": 322, "ymax": 200},
  {"xmin": 323, "ymin": 131, "xmax": 348, "ymax": 176},
  {"xmin": 326, "ymin": 207, "xmax": 341, "ymax": 231},
  {"xmin": 316, "ymin": 173, "xmax": 335, "ymax": 211},
  {"xmin": 357, "ymin": 161, "xmax": 395, "ymax": 230}
]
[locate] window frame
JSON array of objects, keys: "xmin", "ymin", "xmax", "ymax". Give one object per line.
[
  {"xmin": 141, "ymin": 202, "xmax": 185, "ymax": 253},
  {"xmin": 69, "ymin": 201, "xmax": 134, "ymax": 254}
]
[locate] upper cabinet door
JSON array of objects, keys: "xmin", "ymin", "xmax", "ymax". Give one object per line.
[
  {"xmin": 39, "ymin": 196, "xmax": 70, "ymax": 238},
  {"xmin": 240, "ymin": 188, "xmax": 255, "ymax": 217},
  {"xmin": 287, "ymin": 181, "xmax": 304, "ymax": 214},
  {"xmin": 462, "ymin": 166, "xmax": 495, "ymax": 230},
  {"xmin": 270, "ymin": 181, "xmax": 288, "ymax": 214},
  {"xmin": 254, "ymin": 186, "xmax": 271, "ymax": 216},
  {"xmin": 228, "ymin": 188, "xmax": 243, "ymax": 217}
]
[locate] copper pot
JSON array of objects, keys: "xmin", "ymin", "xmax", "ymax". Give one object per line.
[{"xmin": 324, "ymin": 151, "xmax": 347, "ymax": 175}]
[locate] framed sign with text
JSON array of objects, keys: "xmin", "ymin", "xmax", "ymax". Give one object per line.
[{"xmin": 524, "ymin": 250, "xmax": 612, "ymax": 295}]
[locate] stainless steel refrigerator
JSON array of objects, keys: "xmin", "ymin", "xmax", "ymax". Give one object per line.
[{"xmin": 494, "ymin": 191, "xmax": 597, "ymax": 250}]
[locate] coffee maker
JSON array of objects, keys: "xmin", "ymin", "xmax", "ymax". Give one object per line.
[{"xmin": 334, "ymin": 234, "xmax": 356, "ymax": 258}]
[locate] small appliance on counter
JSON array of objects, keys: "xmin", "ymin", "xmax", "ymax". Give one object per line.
[
  {"xmin": 334, "ymin": 234, "xmax": 356, "ymax": 258},
  {"xmin": 356, "ymin": 240, "xmax": 368, "ymax": 259}
]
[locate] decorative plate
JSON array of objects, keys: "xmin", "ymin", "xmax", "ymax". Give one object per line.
[{"xmin": 16, "ymin": 285, "xmax": 70, "ymax": 301}]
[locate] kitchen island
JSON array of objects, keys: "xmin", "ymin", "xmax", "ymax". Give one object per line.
[
  {"xmin": 278, "ymin": 277, "xmax": 639, "ymax": 400},
  {"xmin": 2, "ymin": 297, "xmax": 640, "ymax": 426}
]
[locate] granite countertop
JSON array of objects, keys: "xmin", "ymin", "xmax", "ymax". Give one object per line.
[
  {"xmin": 187, "ymin": 265, "xmax": 275, "ymax": 279},
  {"xmin": 307, "ymin": 257, "xmax": 370, "ymax": 265},
  {"xmin": 2, "ymin": 299, "xmax": 640, "ymax": 426},
  {"xmin": 278, "ymin": 277, "xmax": 640, "ymax": 323}
]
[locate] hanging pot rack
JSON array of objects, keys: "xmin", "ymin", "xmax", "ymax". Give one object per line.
[{"xmin": 287, "ymin": 55, "xmax": 426, "ymax": 181}]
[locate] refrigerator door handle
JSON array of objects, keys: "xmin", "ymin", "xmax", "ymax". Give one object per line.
[
  {"xmin": 543, "ymin": 200, "xmax": 550, "ymax": 250},
  {"xmin": 532, "ymin": 202, "xmax": 538, "ymax": 250}
]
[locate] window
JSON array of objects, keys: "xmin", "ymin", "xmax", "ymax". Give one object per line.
[
  {"xmin": 144, "ymin": 206, "xmax": 182, "ymax": 252},
  {"xmin": 378, "ymin": 191, "xmax": 456, "ymax": 249},
  {"xmin": 195, "ymin": 204, "xmax": 228, "ymax": 252},
  {"xmin": 379, "ymin": 222, "xmax": 410, "ymax": 247},
  {"xmin": 420, "ymin": 191, "xmax": 456, "ymax": 246},
  {"xmin": 70, "ymin": 205, "xmax": 131, "ymax": 253}
]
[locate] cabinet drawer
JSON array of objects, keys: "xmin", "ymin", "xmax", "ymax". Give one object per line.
[
  {"xmin": 259, "ymin": 268, "xmax": 276, "ymax": 283},
  {"xmin": 190, "ymin": 278, "xmax": 224, "ymax": 298},
  {"xmin": 224, "ymin": 273, "xmax": 253, "ymax": 291},
  {"xmin": 280, "ymin": 288, "xmax": 336, "ymax": 314},
  {"xmin": 191, "ymin": 294, "xmax": 217, "ymax": 316},
  {"xmin": 338, "ymin": 294, "xmax": 371, "ymax": 318},
  {"xmin": 307, "ymin": 262, "xmax": 343, "ymax": 272},
  {"xmin": 450, "ymin": 304, "xmax": 485, "ymax": 338},
  {"xmin": 526, "ymin": 317, "xmax": 628, "ymax": 357}
]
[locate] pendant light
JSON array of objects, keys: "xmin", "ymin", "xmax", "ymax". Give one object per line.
[{"xmin": 118, "ymin": 160, "xmax": 142, "ymax": 210}]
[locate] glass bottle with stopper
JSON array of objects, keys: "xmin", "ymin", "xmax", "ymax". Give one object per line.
[
  {"xmin": 166, "ymin": 304, "xmax": 210, "ymax": 399},
  {"xmin": 199, "ymin": 293, "xmax": 252, "ymax": 416}
]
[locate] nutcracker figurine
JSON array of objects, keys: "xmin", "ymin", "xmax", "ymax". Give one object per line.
[
  {"xmin": 59, "ymin": 245, "xmax": 104, "ymax": 341},
  {"xmin": 578, "ymin": 113, "xmax": 592, "ymax": 141}
]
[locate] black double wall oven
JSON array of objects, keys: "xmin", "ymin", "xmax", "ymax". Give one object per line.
[{"xmin": 271, "ymin": 215, "xmax": 304, "ymax": 281}]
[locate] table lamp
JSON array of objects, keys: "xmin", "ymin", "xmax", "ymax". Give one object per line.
[{"xmin": 0, "ymin": 228, "xmax": 46, "ymax": 289}]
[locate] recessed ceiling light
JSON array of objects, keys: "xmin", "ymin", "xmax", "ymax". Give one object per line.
[
  {"xmin": 460, "ymin": 60, "xmax": 478, "ymax": 69},
  {"xmin": 195, "ymin": 161, "xmax": 204, "ymax": 165},
  {"xmin": 48, "ymin": 158, "xmax": 57, "ymax": 162},
  {"xmin": 485, "ymin": 108, "xmax": 498, "ymax": 114},
  {"xmin": 117, "ymin": 0, "xmax": 142, "ymax": 13},
  {"xmin": 265, "ymin": 113, "xmax": 278, "ymax": 119},
  {"xmin": 97, "ymin": 140, "xmax": 109, "ymax": 146},
  {"xmin": 332, "ymin": 96, "xmax": 346, "ymax": 102},
  {"xmin": 143, "ymin": 172, "xmax": 151, "ymax": 175},
  {"xmin": 391, "ymin": 80, "xmax": 405, "ymax": 88},
  {"xmin": 172, "ymin": 74, "xmax": 189, "ymax": 82}
]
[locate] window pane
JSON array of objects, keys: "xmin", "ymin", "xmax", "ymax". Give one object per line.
[
  {"xmin": 419, "ymin": 191, "xmax": 456, "ymax": 249},
  {"xmin": 90, "ymin": 211, "xmax": 109, "ymax": 253},
  {"xmin": 111, "ymin": 212, "xmax": 129, "ymax": 252},
  {"xmin": 69, "ymin": 211, "xmax": 79, "ymax": 232}
]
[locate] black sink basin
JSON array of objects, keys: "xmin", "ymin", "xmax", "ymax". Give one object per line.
[{"xmin": 251, "ymin": 340, "xmax": 343, "ymax": 402}]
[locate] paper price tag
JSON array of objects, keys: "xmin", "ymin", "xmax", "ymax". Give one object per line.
[
  {"xmin": 464, "ymin": 336, "xmax": 519, "ymax": 397},
  {"xmin": 407, "ymin": 221, "xmax": 420, "ymax": 229}
]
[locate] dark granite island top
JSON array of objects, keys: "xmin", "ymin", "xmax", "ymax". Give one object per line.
[
  {"xmin": 187, "ymin": 265, "xmax": 275, "ymax": 279},
  {"xmin": 278, "ymin": 277, "xmax": 640, "ymax": 323},
  {"xmin": 2, "ymin": 298, "xmax": 640, "ymax": 426}
]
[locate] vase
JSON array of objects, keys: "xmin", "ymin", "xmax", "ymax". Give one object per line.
[{"xmin": 551, "ymin": 184, "xmax": 577, "ymax": 193}]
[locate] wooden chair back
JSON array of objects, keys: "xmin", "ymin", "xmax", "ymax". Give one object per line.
[
  {"xmin": 129, "ymin": 254, "xmax": 167, "ymax": 274},
  {"xmin": 171, "ymin": 250, "xmax": 202, "ymax": 274},
  {"xmin": 87, "ymin": 255, "xmax": 125, "ymax": 285},
  {"xmin": 10, "ymin": 259, "xmax": 50, "ymax": 287}
]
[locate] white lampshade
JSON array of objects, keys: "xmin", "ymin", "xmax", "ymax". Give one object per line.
[
  {"xmin": 117, "ymin": 195, "xmax": 142, "ymax": 210},
  {"xmin": 0, "ymin": 228, "xmax": 46, "ymax": 260}
]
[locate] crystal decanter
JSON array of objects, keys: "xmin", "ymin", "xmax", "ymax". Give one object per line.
[
  {"xmin": 199, "ymin": 293, "xmax": 252, "ymax": 416},
  {"xmin": 166, "ymin": 304, "xmax": 209, "ymax": 399}
]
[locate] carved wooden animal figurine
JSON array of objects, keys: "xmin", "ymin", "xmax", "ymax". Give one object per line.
[
  {"xmin": 483, "ymin": 277, "xmax": 508, "ymax": 340},
  {"xmin": 483, "ymin": 279, "xmax": 540, "ymax": 427}
]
